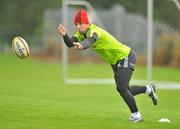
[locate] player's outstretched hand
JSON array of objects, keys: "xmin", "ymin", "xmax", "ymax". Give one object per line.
[
  {"xmin": 57, "ymin": 24, "xmax": 66, "ymax": 36},
  {"xmin": 73, "ymin": 42, "xmax": 83, "ymax": 50}
]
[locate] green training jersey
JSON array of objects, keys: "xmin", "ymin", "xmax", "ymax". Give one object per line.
[{"xmin": 73, "ymin": 24, "xmax": 131, "ymax": 64}]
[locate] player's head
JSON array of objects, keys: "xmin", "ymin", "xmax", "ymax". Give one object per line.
[{"xmin": 74, "ymin": 9, "xmax": 89, "ymax": 34}]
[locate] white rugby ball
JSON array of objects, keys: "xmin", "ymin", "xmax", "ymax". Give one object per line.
[{"xmin": 12, "ymin": 36, "xmax": 30, "ymax": 59}]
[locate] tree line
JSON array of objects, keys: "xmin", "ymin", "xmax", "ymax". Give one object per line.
[{"xmin": 0, "ymin": 0, "xmax": 179, "ymax": 43}]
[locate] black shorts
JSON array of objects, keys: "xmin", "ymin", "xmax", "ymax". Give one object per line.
[{"xmin": 111, "ymin": 50, "xmax": 136, "ymax": 75}]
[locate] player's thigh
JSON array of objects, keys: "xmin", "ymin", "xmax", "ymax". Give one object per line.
[{"xmin": 115, "ymin": 68, "xmax": 133, "ymax": 87}]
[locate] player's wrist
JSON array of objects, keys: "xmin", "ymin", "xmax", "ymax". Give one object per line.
[{"xmin": 61, "ymin": 32, "xmax": 66, "ymax": 36}]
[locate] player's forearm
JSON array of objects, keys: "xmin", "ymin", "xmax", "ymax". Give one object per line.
[
  {"xmin": 62, "ymin": 34, "xmax": 78, "ymax": 47},
  {"xmin": 80, "ymin": 37, "xmax": 95, "ymax": 49},
  {"xmin": 82, "ymin": 32, "xmax": 98, "ymax": 49}
]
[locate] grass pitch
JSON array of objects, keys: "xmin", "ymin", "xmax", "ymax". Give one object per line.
[{"xmin": 0, "ymin": 54, "xmax": 180, "ymax": 129}]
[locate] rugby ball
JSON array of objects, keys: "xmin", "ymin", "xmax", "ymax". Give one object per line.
[{"xmin": 12, "ymin": 36, "xmax": 30, "ymax": 59}]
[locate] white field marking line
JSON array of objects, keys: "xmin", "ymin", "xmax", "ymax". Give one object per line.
[{"xmin": 64, "ymin": 78, "xmax": 180, "ymax": 89}]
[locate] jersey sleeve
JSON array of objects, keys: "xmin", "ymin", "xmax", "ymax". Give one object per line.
[
  {"xmin": 86, "ymin": 29, "xmax": 98, "ymax": 41},
  {"xmin": 79, "ymin": 29, "xmax": 98, "ymax": 50},
  {"xmin": 73, "ymin": 31, "xmax": 85, "ymax": 42},
  {"xmin": 80, "ymin": 37, "xmax": 96, "ymax": 50}
]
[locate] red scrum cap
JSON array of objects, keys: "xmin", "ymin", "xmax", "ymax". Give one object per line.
[{"xmin": 74, "ymin": 9, "xmax": 89, "ymax": 25}]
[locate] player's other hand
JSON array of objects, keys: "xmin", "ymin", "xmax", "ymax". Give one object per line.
[
  {"xmin": 57, "ymin": 24, "xmax": 66, "ymax": 36},
  {"xmin": 73, "ymin": 42, "xmax": 83, "ymax": 50}
]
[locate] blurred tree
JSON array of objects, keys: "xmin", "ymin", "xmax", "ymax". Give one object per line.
[
  {"xmin": 88, "ymin": 0, "xmax": 146, "ymax": 14},
  {"xmin": 89, "ymin": 0, "xmax": 179, "ymax": 30},
  {"xmin": 0, "ymin": 0, "xmax": 62, "ymax": 43},
  {"xmin": 154, "ymin": 0, "xmax": 180, "ymax": 31},
  {"xmin": 0, "ymin": 0, "xmax": 179, "ymax": 44}
]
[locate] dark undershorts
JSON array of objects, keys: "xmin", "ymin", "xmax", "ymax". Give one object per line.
[{"xmin": 111, "ymin": 50, "xmax": 136, "ymax": 75}]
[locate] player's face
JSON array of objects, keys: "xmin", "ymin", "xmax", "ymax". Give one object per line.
[{"xmin": 76, "ymin": 23, "xmax": 89, "ymax": 34}]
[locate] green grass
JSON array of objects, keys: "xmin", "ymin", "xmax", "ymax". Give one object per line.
[
  {"xmin": 0, "ymin": 54, "xmax": 180, "ymax": 129},
  {"xmin": 68, "ymin": 63, "xmax": 180, "ymax": 82}
]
